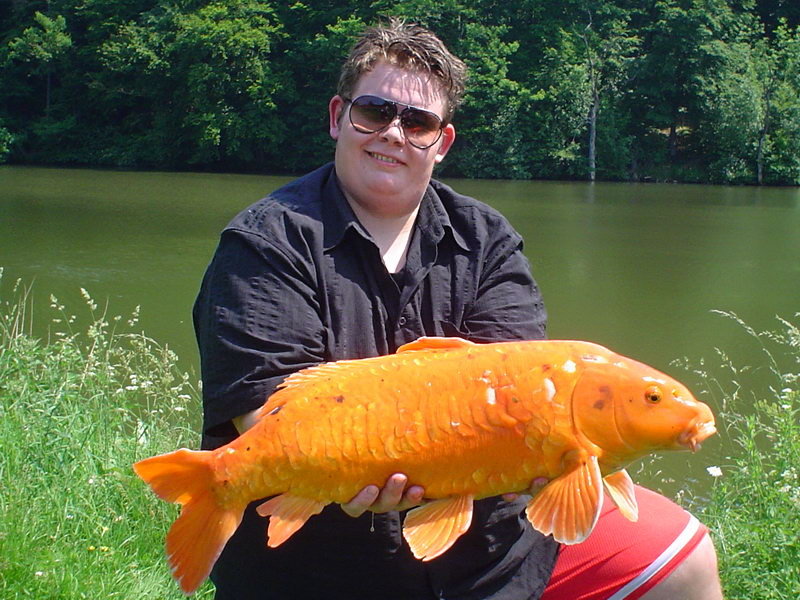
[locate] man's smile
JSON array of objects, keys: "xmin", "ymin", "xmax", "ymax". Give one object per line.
[{"xmin": 367, "ymin": 151, "xmax": 402, "ymax": 165}]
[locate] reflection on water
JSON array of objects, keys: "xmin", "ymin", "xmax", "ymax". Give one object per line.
[{"xmin": 2, "ymin": 165, "xmax": 799, "ymax": 496}]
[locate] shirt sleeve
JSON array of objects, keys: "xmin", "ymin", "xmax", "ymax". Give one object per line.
[
  {"xmin": 462, "ymin": 225, "xmax": 548, "ymax": 343},
  {"xmin": 193, "ymin": 228, "xmax": 328, "ymax": 447}
]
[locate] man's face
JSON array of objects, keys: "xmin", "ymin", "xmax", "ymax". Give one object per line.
[{"xmin": 328, "ymin": 61, "xmax": 456, "ymax": 220}]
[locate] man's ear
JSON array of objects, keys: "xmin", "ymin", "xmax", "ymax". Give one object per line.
[
  {"xmin": 329, "ymin": 95, "xmax": 346, "ymax": 141},
  {"xmin": 434, "ymin": 123, "xmax": 456, "ymax": 164}
]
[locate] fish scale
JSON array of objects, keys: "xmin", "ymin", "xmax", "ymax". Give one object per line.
[{"xmin": 134, "ymin": 336, "xmax": 716, "ymax": 595}]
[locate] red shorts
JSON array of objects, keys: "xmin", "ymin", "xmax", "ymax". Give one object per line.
[{"xmin": 541, "ymin": 485, "xmax": 708, "ymax": 600}]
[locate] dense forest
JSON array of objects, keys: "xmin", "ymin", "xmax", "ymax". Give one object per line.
[{"xmin": 1, "ymin": 0, "xmax": 799, "ymax": 184}]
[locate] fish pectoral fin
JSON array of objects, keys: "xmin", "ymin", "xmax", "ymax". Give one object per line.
[
  {"xmin": 397, "ymin": 336, "xmax": 476, "ymax": 353},
  {"xmin": 603, "ymin": 469, "xmax": 638, "ymax": 522},
  {"xmin": 256, "ymin": 494, "xmax": 327, "ymax": 547},
  {"xmin": 525, "ymin": 453, "xmax": 603, "ymax": 545},
  {"xmin": 402, "ymin": 494, "xmax": 474, "ymax": 561}
]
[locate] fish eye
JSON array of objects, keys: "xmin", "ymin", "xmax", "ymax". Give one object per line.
[{"xmin": 644, "ymin": 386, "xmax": 662, "ymax": 404}]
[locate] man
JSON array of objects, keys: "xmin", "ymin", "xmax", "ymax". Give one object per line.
[{"xmin": 194, "ymin": 19, "xmax": 722, "ymax": 599}]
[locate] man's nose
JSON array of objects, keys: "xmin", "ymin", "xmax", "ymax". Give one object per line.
[{"xmin": 379, "ymin": 116, "xmax": 406, "ymax": 144}]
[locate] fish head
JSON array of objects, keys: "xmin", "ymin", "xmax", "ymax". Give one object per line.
[{"xmin": 572, "ymin": 356, "xmax": 717, "ymax": 461}]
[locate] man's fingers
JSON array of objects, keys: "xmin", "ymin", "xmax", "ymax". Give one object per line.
[
  {"xmin": 370, "ymin": 473, "xmax": 408, "ymax": 512},
  {"xmin": 502, "ymin": 477, "xmax": 550, "ymax": 502},
  {"xmin": 395, "ymin": 484, "xmax": 425, "ymax": 511},
  {"xmin": 340, "ymin": 484, "xmax": 380, "ymax": 518},
  {"xmin": 340, "ymin": 474, "xmax": 427, "ymax": 517}
]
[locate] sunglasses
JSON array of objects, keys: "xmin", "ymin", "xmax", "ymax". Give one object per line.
[{"xmin": 344, "ymin": 95, "xmax": 445, "ymax": 149}]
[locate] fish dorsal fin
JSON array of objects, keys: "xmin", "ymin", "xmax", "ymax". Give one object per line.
[
  {"xmin": 525, "ymin": 452, "xmax": 603, "ymax": 544},
  {"xmin": 603, "ymin": 469, "xmax": 638, "ymax": 522},
  {"xmin": 267, "ymin": 357, "xmax": 369, "ymax": 401},
  {"xmin": 397, "ymin": 336, "xmax": 476, "ymax": 353},
  {"xmin": 265, "ymin": 336, "xmax": 476, "ymax": 408},
  {"xmin": 402, "ymin": 494, "xmax": 474, "ymax": 560},
  {"xmin": 256, "ymin": 494, "xmax": 327, "ymax": 547}
]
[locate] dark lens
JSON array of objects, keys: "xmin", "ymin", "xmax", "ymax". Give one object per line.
[
  {"xmin": 350, "ymin": 96, "xmax": 396, "ymax": 133},
  {"xmin": 401, "ymin": 109, "xmax": 442, "ymax": 147},
  {"xmin": 348, "ymin": 95, "xmax": 443, "ymax": 148}
]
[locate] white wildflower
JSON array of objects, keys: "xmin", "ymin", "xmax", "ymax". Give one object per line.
[
  {"xmin": 706, "ymin": 466, "xmax": 723, "ymax": 478},
  {"xmin": 80, "ymin": 287, "xmax": 98, "ymax": 311},
  {"xmin": 135, "ymin": 420, "xmax": 148, "ymax": 445}
]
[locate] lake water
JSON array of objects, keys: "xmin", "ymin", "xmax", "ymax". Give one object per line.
[{"xmin": 2, "ymin": 165, "xmax": 799, "ymax": 498}]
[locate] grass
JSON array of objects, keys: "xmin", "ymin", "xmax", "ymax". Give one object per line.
[
  {"xmin": 0, "ymin": 272, "xmax": 798, "ymax": 599},
  {"xmin": 0, "ymin": 270, "xmax": 213, "ymax": 599},
  {"xmin": 678, "ymin": 311, "xmax": 800, "ymax": 600}
]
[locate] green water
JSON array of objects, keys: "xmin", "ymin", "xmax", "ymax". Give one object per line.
[{"xmin": 2, "ymin": 165, "xmax": 799, "ymax": 497}]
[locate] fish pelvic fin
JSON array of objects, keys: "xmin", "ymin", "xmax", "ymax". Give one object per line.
[
  {"xmin": 603, "ymin": 469, "xmax": 639, "ymax": 522},
  {"xmin": 256, "ymin": 494, "xmax": 327, "ymax": 547},
  {"xmin": 525, "ymin": 452, "xmax": 603, "ymax": 545},
  {"xmin": 402, "ymin": 494, "xmax": 474, "ymax": 561},
  {"xmin": 133, "ymin": 449, "xmax": 244, "ymax": 595}
]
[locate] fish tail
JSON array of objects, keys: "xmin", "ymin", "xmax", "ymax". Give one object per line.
[{"xmin": 133, "ymin": 449, "xmax": 244, "ymax": 595}]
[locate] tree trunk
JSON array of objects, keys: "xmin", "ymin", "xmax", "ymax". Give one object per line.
[
  {"xmin": 668, "ymin": 122, "xmax": 678, "ymax": 162},
  {"xmin": 588, "ymin": 95, "xmax": 598, "ymax": 181},
  {"xmin": 46, "ymin": 71, "xmax": 51, "ymax": 117},
  {"xmin": 756, "ymin": 91, "xmax": 771, "ymax": 186}
]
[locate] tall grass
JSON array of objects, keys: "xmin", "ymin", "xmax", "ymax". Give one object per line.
[
  {"xmin": 1, "ymin": 271, "xmax": 798, "ymax": 598},
  {"xmin": 0, "ymin": 270, "xmax": 213, "ymax": 598},
  {"xmin": 678, "ymin": 311, "xmax": 800, "ymax": 600}
]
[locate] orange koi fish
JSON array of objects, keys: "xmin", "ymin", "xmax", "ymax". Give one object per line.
[{"xmin": 134, "ymin": 336, "xmax": 716, "ymax": 594}]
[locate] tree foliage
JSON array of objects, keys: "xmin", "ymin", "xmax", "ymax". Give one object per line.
[{"xmin": 1, "ymin": 0, "xmax": 798, "ymax": 184}]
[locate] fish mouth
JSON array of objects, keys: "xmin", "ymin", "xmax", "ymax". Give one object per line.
[{"xmin": 678, "ymin": 420, "xmax": 717, "ymax": 452}]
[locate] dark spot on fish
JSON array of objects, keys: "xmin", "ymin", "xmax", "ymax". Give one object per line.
[
  {"xmin": 268, "ymin": 405, "xmax": 282, "ymax": 416},
  {"xmin": 512, "ymin": 397, "xmax": 520, "ymax": 403},
  {"xmin": 593, "ymin": 385, "xmax": 613, "ymax": 409},
  {"xmin": 335, "ymin": 395, "xmax": 345, "ymax": 403},
  {"xmin": 542, "ymin": 364, "xmax": 551, "ymax": 371},
  {"xmin": 222, "ymin": 480, "xmax": 229, "ymax": 486},
  {"xmin": 246, "ymin": 447, "xmax": 251, "ymax": 452}
]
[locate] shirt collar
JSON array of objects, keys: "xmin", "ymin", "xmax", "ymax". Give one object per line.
[
  {"xmin": 321, "ymin": 164, "xmax": 470, "ymax": 253},
  {"xmin": 320, "ymin": 165, "xmax": 371, "ymax": 251},
  {"xmin": 417, "ymin": 184, "xmax": 471, "ymax": 252}
]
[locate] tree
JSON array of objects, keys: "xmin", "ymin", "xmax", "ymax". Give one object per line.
[
  {"xmin": 750, "ymin": 20, "xmax": 800, "ymax": 184},
  {"xmin": 573, "ymin": 4, "xmax": 640, "ymax": 180},
  {"xmin": 96, "ymin": 0, "xmax": 287, "ymax": 167},
  {"xmin": 7, "ymin": 10, "xmax": 72, "ymax": 117},
  {"xmin": 0, "ymin": 121, "xmax": 12, "ymax": 163}
]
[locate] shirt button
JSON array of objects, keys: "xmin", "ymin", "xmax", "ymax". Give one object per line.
[{"xmin": 398, "ymin": 316, "xmax": 407, "ymax": 326}]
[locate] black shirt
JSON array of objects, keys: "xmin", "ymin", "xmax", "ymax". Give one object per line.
[{"xmin": 193, "ymin": 163, "xmax": 557, "ymax": 599}]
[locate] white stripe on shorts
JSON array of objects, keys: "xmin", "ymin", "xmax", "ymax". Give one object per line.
[{"xmin": 606, "ymin": 514, "xmax": 701, "ymax": 600}]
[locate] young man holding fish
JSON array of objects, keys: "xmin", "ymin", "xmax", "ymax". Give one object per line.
[{"xmin": 191, "ymin": 19, "xmax": 723, "ymax": 600}]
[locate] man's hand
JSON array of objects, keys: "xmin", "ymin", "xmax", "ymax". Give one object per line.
[
  {"xmin": 501, "ymin": 477, "xmax": 550, "ymax": 502},
  {"xmin": 340, "ymin": 473, "xmax": 425, "ymax": 517},
  {"xmin": 233, "ymin": 409, "xmax": 260, "ymax": 434}
]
